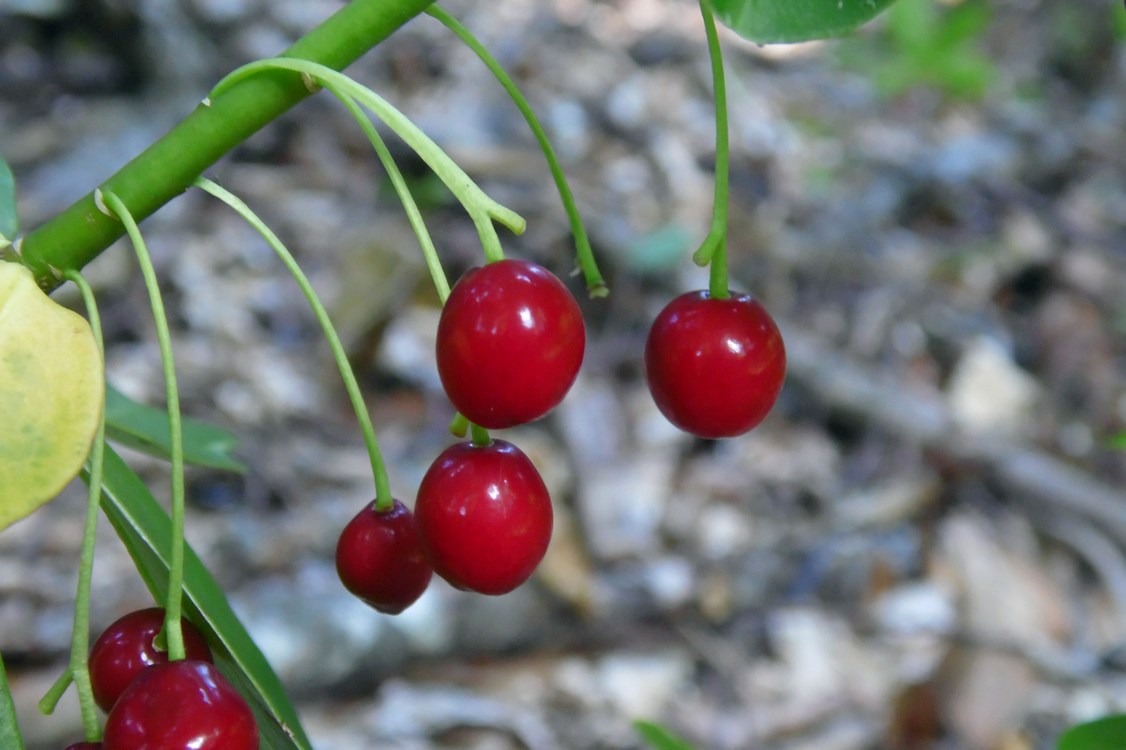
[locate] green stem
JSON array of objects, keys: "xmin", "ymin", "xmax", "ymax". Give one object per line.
[
  {"xmin": 10, "ymin": 0, "xmax": 434, "ymax": 293},
  {"xmin": 100, "ymin": 190, "xmax": 187, "ymax": 661},
  {"xmin": 37, "ymin": 670, "xmax": 71, "ymax": 717},
  {"xmin": 210, "ymin": 59, "xmax": 525, "ymax": 264},
  {"xmin": 59, "ymin": 270, "xmax": 105, "ymax": 741},
  {"xmin": 194, "ymin": 178, "xmax": 395, "ymax": 511},
  {"xmin": 692, "ymin": 0, "xmax": 731, "ymax": 300},
  {"xmin": 325, "ymin": 87, "xmax": 452, "ymax": 302},
  {"xmin": 469, "ymin": 423, "xmax": 492, "ymax": 447},
  {"xmin": 707, "ymin": 230, "xmax": 728, "ymax": 302},
  {"xmin": 426, "ymin": 4, "xmax": 608, "ymax": 298}
]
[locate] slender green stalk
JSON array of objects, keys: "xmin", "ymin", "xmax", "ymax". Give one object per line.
[
  {"xmin": 210, "ymin": 59, "xmax": 525, "ymax": 264},
  {"xmin": 54, "ymin": 270, "xmax": 106, "ymax": 741},
  {"xmin": 692, "ymin": 0, "xmax": 731, "ymax": 300},
  {"xmin": 449, "ymin": 413, "xmax": 470, "ymax": 438},
  {"xmin": 470, "ymin": 424, "xmax": 492, "ymax": 447},
  {"xmin": 100, "ymin": 190, "xmax": 187, "ymax": 661},
  {"xmin": 37, "ymin": 671, "xmax": 71, "ymax": 718},
  {"xmin": 10, "ymin": 0, "xmax": 434, "ymax": 293},
  {"xmin": 426, "ymin": 5, "xmax": 608, "ymax": 297},
  {"xmin": 327, "ymin": 87, "xmax": 451, "ymax": 302},
  {"xmin": 194, "ymin": 178, "xmax": 396, "ymax": 511},
  {"xmin": 0, "ymin": 653, "xmax": 27, "ymax": 750}
]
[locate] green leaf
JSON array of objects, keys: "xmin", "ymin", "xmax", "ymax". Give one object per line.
[
  {"xmin": 1108, "ymin": 432, "xmax": 1126, "ymax": 450},
  {"xmin": 634, "ymin": 720, "xmax": 699, "ymax": 750},
  {"xmin": 928, "ymin": 0, "xmax": 990, "ymax": 54},
  {"xmin": 1058, "ymin": 715, "xmax": 1126, "ymax": 750},
  {"xmin": 95, "ymin": 445, "xmax": 312, "ymax": 750},
  {"xmin": 705, "ymin": 0, "xmax": 899, "ymax": 43},
  {"xmin": 0, "ymin": 653, "xmax": 27, "ymax": 750},
  {"xmin": 0, "ymin": 261, "xmax": 104, "ymax": 531},
  {"xmin": 104, "ymin": 383, "xmax": 245, "ymax": 472},
  {"xmin": 0, "ymin": 156, "xmax": 16, "ymax": 246},
  {"xmin": 885, "ymin": 0, "xmax": 936, "ymax": 50}
]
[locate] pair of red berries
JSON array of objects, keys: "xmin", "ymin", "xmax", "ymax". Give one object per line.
[
  {"xmin": 337, "ymin": 259, "xmax": 580, "ymax": 614},
  {"xmin": 66, "ymin": 608, "xmax": 258, "ymax": 750},
  {"xmin": 336, "ymin": 437, "xmax": 555, "ymax": 610}
]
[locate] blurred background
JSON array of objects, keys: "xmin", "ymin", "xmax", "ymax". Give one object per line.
[{"xmin": 1, "ymin": 0, "xmax": 1125, "ymax": 747}]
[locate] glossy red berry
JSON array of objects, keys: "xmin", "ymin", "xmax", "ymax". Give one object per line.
[
  {"xmin": 102, "ymin": 660, "xmax": 258, "ymax": 750},
  {"xmin": 415, "ymin": 440, "xmax": 553, "ymax": 595},
  {"xmin": 436, "ymin": 259, "xmax": 585, "ymax": 429},
  {"xmin": 336, "ymin": 498, "xmax": 433, "ymax": 614},
  {"xmin": 88, "ymin": 608, "xmax": 212, "ymax": 713},
  {"xmin": 645, "ymin": 291, "xmax": 786, "ymax": 439}
]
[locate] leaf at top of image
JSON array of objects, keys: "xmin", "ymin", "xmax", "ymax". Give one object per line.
[
  {"xmin": 1058, "ymin": 714, "xmax": 1126, "ymax": 750},
  {"xmin": 104, "ymin": 384, "xmax": 245, "ymax": 473},
  {"xmin": 0, "ymin": 156, "xmax": 16, "ymax": 246},
  {"xmin": 0, "ymin": 261, "xmax": 103, "ymax": 530},
  {"xmin": 705, "ymin": 0, "xmax": 898, "ymax": 43}
]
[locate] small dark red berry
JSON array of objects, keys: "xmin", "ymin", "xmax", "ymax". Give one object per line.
[
  {"xmin": 415, "ymin": 439, "xmax": 553, "ymax": 595},
  {"xmin": 645, "ymin": 291, "xmax": 786, "ymax": 438},
  {"xmin": 88, "ymin": 608, "xmax": 212, "ymax": 713},
  {"xmin": 102, "ymin": 660, "xmax": 257, "ymax": 750},
  {"xmin": 436, "ymin": 259, "xmax": 585, "ymax": 429},
  {"xmin": 336, "ymin": 498, "xmax": 433, "ymax": 614}
]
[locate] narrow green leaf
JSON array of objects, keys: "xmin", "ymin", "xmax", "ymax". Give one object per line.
[
  {"xmin": 94, "ymin": 446, "xmax": 312, "ymax": 750},
  {"xmin": 1058, "ymin": 715, "xmax": 1126, "ymax": 750},
  {"xmin": 634, "ymin": 720, "xmax": 698, "ymax": 750},
  {"xmin": 705, "ymin": 0, "xmax": 898, "ymax": 43},
  {"xmin": 0, "ymin": 653, "xmax": 27, "ymax": 750},
  {"xmin": 104, "ymin": 383, "xmax": 245, "ymax": 472},
  {"xmin": 0, "ymin": 156, "xmax": 16, "ymax": 245}
]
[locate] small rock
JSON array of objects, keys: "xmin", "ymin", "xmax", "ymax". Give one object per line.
[{"xmin": 946, "ymin": 336, "xmax": 1040, "ymax": 437}]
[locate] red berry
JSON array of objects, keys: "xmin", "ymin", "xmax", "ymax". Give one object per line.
[
  {"xmin": 436, "ymin": 259, "xmax": 585, "ymax": 429},
  {"xmin": 415, "ymin": 440, "xmax": 553, "ymax": 595},
  {"xmin": 336, "ymin": 499, "xmax": 433, "ymax": 614},
  {"xmin": 645, "ymin": 291, "xmax": 786, "ymax": 438},
  {"xmin": 88, "ymin": 608, "xmax": 212, "ymax": 713},
  {"xmin": 102, "ymin": 660, "xmax": 258, "ymax": 750}
]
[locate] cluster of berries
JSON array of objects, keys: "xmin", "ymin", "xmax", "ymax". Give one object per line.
[
  {"xmin": 63, "ymin": 608, "xmax": 257, "ymax": 750},
  {"xmin": 61, "ymin": 265, "xmax": 786, "ymax": 748},
  {"xmin": 336, "ymin": 259, "xmax": 786, "ymax": 616},
  {"xmin": 336, "ymin": 259, "xmax": 583, "ymax": 613}
]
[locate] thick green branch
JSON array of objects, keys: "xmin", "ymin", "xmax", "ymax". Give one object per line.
[{"xmin": 8, "ymin": 0, "xmax": 434, "ymax": 292}]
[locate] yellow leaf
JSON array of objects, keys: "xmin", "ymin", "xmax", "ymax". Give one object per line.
[{"xmin": 0, "ymin": 261, "xmax": 103, "ymax": 528}]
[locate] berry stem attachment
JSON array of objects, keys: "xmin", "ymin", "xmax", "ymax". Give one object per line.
[
  {"xmin": 425, "ymin": 4, "xmax": 608, "ymax": 298},
  {"xmin": 194, "ymin": 178, "xmax": 395, "ymax": 512},
  {"xmin": 691, "ymin": 0, "xmax": 731, "ymax": 301},
  {"xmin": 469, "ymin": 423, "xmax": 492, "ymax": 447},
  {"xmin": 209, "ymin": 59, "xmax": 525, "ymax": 268},
  {"xmin": 53, "ymin": 270, "xmax": 105, "ymax": 741},
  {"xmin": 98, "ymin": 190, "xmax": 187, "ymax": 662},
  {"xmin": 449, "ymin": 413, "xmax": 470, "ymax": 438}
]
